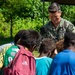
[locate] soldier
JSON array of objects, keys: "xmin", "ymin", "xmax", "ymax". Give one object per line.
[{"xmin": 40, "ymin": 2, "xmax": 75, "ymax": 42}]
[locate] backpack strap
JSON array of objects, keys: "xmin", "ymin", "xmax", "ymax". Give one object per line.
[{"xmin": 7, "ymin": 45, "xmax": 23, "ymax": 68}]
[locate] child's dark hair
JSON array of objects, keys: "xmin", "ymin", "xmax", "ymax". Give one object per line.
[
  {"xmin": 64, "ymin": 32, "xmax": 75, "ymax": 49},
  {"xmin": 14, "ymin": 29, "xmax": 26, "ymax": 45},
  {"xmin": 39, "ymin": 38, "xmax": 56, "ymax": 55},
  {"xmin": 19, "ymin": 30, "xmax": 42, "ymax": 51}
]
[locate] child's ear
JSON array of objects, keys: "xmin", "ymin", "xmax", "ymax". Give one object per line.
[
  {"xmin": 48, "ymin": 49, "xmax": 58, "ymax": 58},
  {"xmin": 54, "ymin": 49, "xmax": 58, "ymax": 54},
  {"xmin": 29, "ymin": 45, "xmax": 37, "ymax": 52},
  {"xmin": 33, "ymin": 45, "xmax": 37, "ymax": 49},
  {"xmin": 31, "ymin": 45, "xmax": 37, "ymax": 52},
  {"xmin": 51, "ymin": 49, "xmax": 58, "ymax": 58}
]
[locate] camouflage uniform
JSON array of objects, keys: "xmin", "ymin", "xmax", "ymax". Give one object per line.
[{"xmin": 40, "ymin": 18, "xmax": 75, "ymax": 42}]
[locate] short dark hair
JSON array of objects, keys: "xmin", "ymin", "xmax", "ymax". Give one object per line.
[
  {"xmin": 19, "ymin": 30, "xmax": 42, "ymax": 51},
  {"xmin": 48, "ymin": 2, "xmax": 61, "ymax": 13},
  {"xmin": 14, "ymin": 29, "xmax": 26, "ymax": 45},
  {"xmin": 64, "ymin": 32, "xmax": 75, "ymax": 48},
  {"xmin": 39, "ymin": 38, "xmax": 56, "ymax": 54}
]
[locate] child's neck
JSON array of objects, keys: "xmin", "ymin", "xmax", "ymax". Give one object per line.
[{"xmin": 38, "ymin": 53, "xmax": 47, "ymax": 57}]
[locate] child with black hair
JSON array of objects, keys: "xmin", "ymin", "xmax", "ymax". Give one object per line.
[
  {"xmin": 4, "ymin": 29, "xmax": 42, "ymax": 75},
  {"xmin": 50, "ymin": 32, "xmax": 75, "ymax": 75},
  {"xmin": 3, "ymin": 30, "xmax": 27, "ymax": 67},
  {"xmin": 35, "ymin": 38, "xmax": 56, "ymax": 75},
  {"xmin": 0, "ymin": 30, "xmax": 27, "ymax": 75}
]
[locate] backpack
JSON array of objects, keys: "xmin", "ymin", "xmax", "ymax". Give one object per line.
[{"xmin": 4, "ymin": 45, "xmax": 35, "ymax": 75}]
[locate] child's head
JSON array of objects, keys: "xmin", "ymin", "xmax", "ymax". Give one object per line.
[
  {"xmin": 39, "ymin": 38, "xmax": 56, "ymax": 57},
  {"xmin": 18, "ymin": 29, "xmax": 42, "ymax": 52},
  {"xmin": 64, "ymin": 32, "xmax": 75, "ymax": 49}
]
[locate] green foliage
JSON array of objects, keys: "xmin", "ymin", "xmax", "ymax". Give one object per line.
[
  {"xmin": 1, "ymin": 0, "xmax": 32, "ymax": 19},
  {"xmin": 0, "ymin": 0, "xmax": 75, "ymax": 39},
  {"xmin": 0, "ymin": 16, "xmax": 43, "ymax": 38},
  {"xmin": 61, "ymin": 5, "xmax": 75, "ymax": 23},
  {"xmin": 0, "ymin": 12, "xmax": 10, "ymax": 38},
  {"xmin": 12, "ymin": 17, "xmax": 43, "ymax": 37}
]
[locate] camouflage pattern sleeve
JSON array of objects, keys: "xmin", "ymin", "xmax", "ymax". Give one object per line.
[
  {"xmin": 65, "ymin": 21, "xmax": 75, "ymax": 33},
  {"xmin": 68, "ymin": 23, "xmax": 75, "ymax": 33}
]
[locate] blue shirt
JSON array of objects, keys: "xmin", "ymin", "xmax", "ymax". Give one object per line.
[
  {"xmin": 35, "ymin": 56, "xmax": 53, "ymax": 75},
  {"xmin": 50, "ymin": 49, "xmax": 75, "ymax": 75}
]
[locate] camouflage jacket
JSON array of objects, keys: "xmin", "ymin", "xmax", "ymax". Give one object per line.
[{"xmin": 40, "ymin": 18, "xmax": 75, "ymax": 42}]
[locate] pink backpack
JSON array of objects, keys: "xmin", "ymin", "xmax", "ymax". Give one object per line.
[{"xmin": 4, "ymin": 45, "xmax": 35, "ymax": 75}]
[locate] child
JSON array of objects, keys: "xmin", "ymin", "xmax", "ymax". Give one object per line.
[
  {"xmin": 50, "ymin": 32, "xmax": 75, "ymax": 75},
  {"xmin": 35, "ymin": 38, "xmax": 56, "ymax": 75},
  {"xmin": 3, "ymin": 30, "xmax": 26, "ymax": 67},
  {"xmin": 0, "ymin": 30, "xmax": 26, "ymax": 75},
  {"xmin": 4, "ymin": 29, "xmax": 42, "ymax": 75}
]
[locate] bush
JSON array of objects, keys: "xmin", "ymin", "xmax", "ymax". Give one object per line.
[{"xmin": 12, "ymin": 17, "xmax": 43, "ymax": 37}]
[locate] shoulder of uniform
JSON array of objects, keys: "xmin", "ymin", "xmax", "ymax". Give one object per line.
[{"xmin": 62, "ymin": 18, "xmax": 73, "ymax": 25}]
